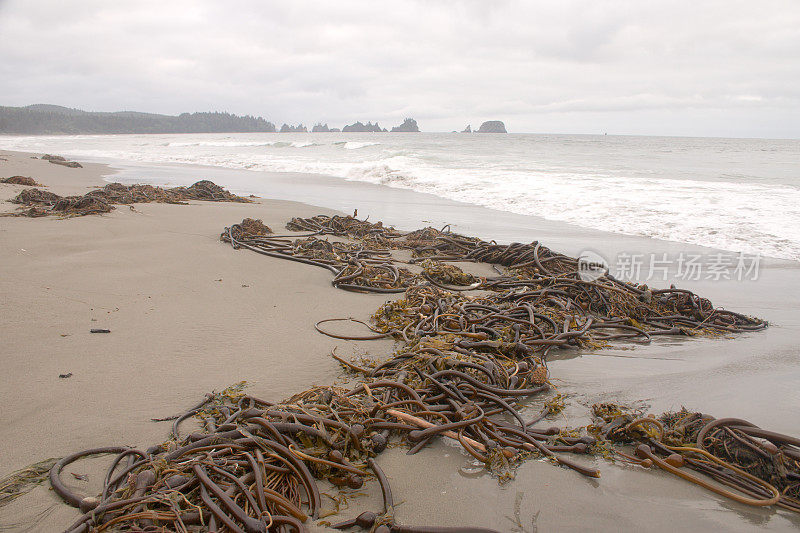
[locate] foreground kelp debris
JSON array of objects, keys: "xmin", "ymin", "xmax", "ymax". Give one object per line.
[
  {"xmin": 5, "ymin": 180, "xmax": 251, "ymax": 217},
  {"xmin": 44, "ymin": 388, "xmax": 800, "ymax": 532},
  {"xmin": 44, "ymin": 215, "xmax": 788, "ymax": 531},
  {"xmin": 49, "ymin": 381, "xmax": 527, "ymax": 533},
  {"xmin": 591, "ymin": 405, "xmax": 800, "ymax": 513}
]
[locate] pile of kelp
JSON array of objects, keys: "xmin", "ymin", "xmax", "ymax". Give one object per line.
[
  {"xmin": 5, "ymin": 180, "xmax": 251, "ymax": 217},
  {"xmin": 36, "ymin": 215, "xmax": 795, "ymax": 532},
  {"xmin": 0, "ymin": 175, "xmax": 43, "ymax": 186},
  {"xmin": 45, "ymin": 366, "xmax": 799, "ymax": 532},
  {"xmin": 591, "ymin": 404, "xmax": 800, "ymax": 513},
  {"xmin": 46, "ymin": 340, "xmax": 579, "ymax": 533},
  {"xmin": 224, "ymin": 215, "xmax": 766, "ymax": 339}
]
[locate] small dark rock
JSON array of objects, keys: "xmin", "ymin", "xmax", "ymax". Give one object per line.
[{"xmin": 49, "ymin": 160, "xmax": 83, "ymax": 168}]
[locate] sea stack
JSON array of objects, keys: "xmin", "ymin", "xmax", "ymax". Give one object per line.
[
  {"xmin": 461, "ymin": 125, "xmax": 471, "ymax": 133},
  {"xmin": 477, "ymin": 121, "xmax": 507, "ymax": 133},
  {"xmin": 342, "ymin": 121, "xmax": 386, "ymax": 132},
  {"xmin": 280, "ymin": 123, "xmax": 308, "ymax": 133},
  {"xmin": 390, "ymin": 118, "xmax": 420, "ymax": 132}
]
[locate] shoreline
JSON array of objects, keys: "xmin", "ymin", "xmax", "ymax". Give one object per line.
[
  {"xmin": 76, "ymin": 155, "xmax": 800, "ymax": 267},
  {"xmin": 2, "ymin": 131, "xmax": 797, "ymax": 264},
  {"xmin": 1, "ymin": 149, "xmax": 798, "ymax": 531}
]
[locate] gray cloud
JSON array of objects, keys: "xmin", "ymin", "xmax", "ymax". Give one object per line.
[{"xmin": 1, "ymin": 0, "xmax": 799, "ymax": 137}]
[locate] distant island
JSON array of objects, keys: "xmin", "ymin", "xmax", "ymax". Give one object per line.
[
  {"xmin": 0, "ymin": 104, "xmax": 506, "ymax": 134},
  {"xmin": 342, "ymin": 121, "xmax": 386, "ymax": 133},
  {"xmin": 476, "ymin": 121, "xmax": 507, "ymax": 133},
  {"xmin": 390, "ymin": 118, "xmax": 419, "ymax": 132},
  {"xmin": 334, "ymin": 118, "xmax": 420, "ymax": 133},
  {"xmin": 459, "ymin": 122, "xmax": 507, "ymax": 133},
  {"xmin": 0, "ymin": 104, "xmax": 278, "ymax": 135},
  {"xmin": 280, "ymin": 123, "xmax": 307, "ymax": 133},
  {"xmin": 312, "ymin": 123, "xmax": 341, "ymax": 132}
]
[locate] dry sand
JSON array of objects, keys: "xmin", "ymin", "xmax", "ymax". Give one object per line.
[{"xmin": 0, "ymin": 150, "xmax": 798, "ymax": 532}]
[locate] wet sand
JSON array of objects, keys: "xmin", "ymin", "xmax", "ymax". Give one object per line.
[{"xmin": 0, "ymin": 149, "xmax": 798, "ymax": 531}]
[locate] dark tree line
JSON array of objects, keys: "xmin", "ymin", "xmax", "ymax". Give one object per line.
[{"xmin": 0, "ymin": 105, "xmax": 277, "ymax": 134}]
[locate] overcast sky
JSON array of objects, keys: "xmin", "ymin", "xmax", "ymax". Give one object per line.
[{"xmin": 1, "ymin": 0, "xmax": 799, "ymax": 137}]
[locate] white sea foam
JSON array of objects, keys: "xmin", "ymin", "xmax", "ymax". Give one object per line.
[
  {"xmin": 167, "ymin": 140, "xmax": 278, "ymax": 147},
  {"xmin": 342, "ymin": 141, "xmax": 380, "ymax": 150},
  {"xmin": 340, "ymin": 161, "xmax": 800, "ymax": 261},
  {"xmin": 1, "ymin": 133, "xmax": 797, "ymax": 261},
  {"xmin": 166, "ymin": 140, "xmax": 316, "ymax": 148}
]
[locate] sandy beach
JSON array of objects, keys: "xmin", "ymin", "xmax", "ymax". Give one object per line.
[{"xmin": 1, "ymin": 149, "xmax": 798, "ymax": 532}]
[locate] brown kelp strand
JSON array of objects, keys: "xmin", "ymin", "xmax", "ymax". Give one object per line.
[
  {"xmin": 5, "ymin": 180, "xmax": 251, "ymax": 218},
  {"xmin": 223, "ymin": 215, "xmax": 767, "ymax": 335},
  {"xmin": 48, "ymin": 357, "xmax": 799, "ymax": 531},
  {"xmin": 0, "ymin": 457, "xmax": 61, "ymax": 509},
  {"xmin": 45, "ymin": 214, "xmax": 782, "ymax": 531},
  {"xmin": 286, "ymin": 215, "xmax": 403, "ymax": 241},
  {"xmin": 50, "ymin": 377, "xmax": 534, "ymax": 532},
  {"xmin": 591, "ymin": 405, "xmax": 800, "ymax": 513},
  {"xmin": 48, "ymin": 373, "xmax": 800, "ymax": 531},
  {"xmin": 217, "ymin": 215, "xmax": 794, "ymax": 514}
]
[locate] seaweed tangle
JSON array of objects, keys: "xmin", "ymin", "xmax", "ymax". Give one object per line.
[
  {"xmin": 5, "ymin": 180, "xmax": 251, "ymax": 218},
  {"xmin": 1, "ymin": 176, "xmax": 44, "ymax": 186},
  {"xmin": 0, "ymin": 457, "xmax": 60, "ymax": 508},
  {"xmin": 40, "ymin": 214, "xmax": 791, "ymax": 532}
]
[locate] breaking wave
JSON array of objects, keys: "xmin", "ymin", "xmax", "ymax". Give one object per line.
[{"xmin": 1, "ymin": 132, "xmax": 797, "ymax": 260}]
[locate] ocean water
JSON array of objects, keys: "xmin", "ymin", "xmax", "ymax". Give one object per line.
[{"xmin": 1, "ymin": 132, "xmax": 798, "ymax": 261}]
